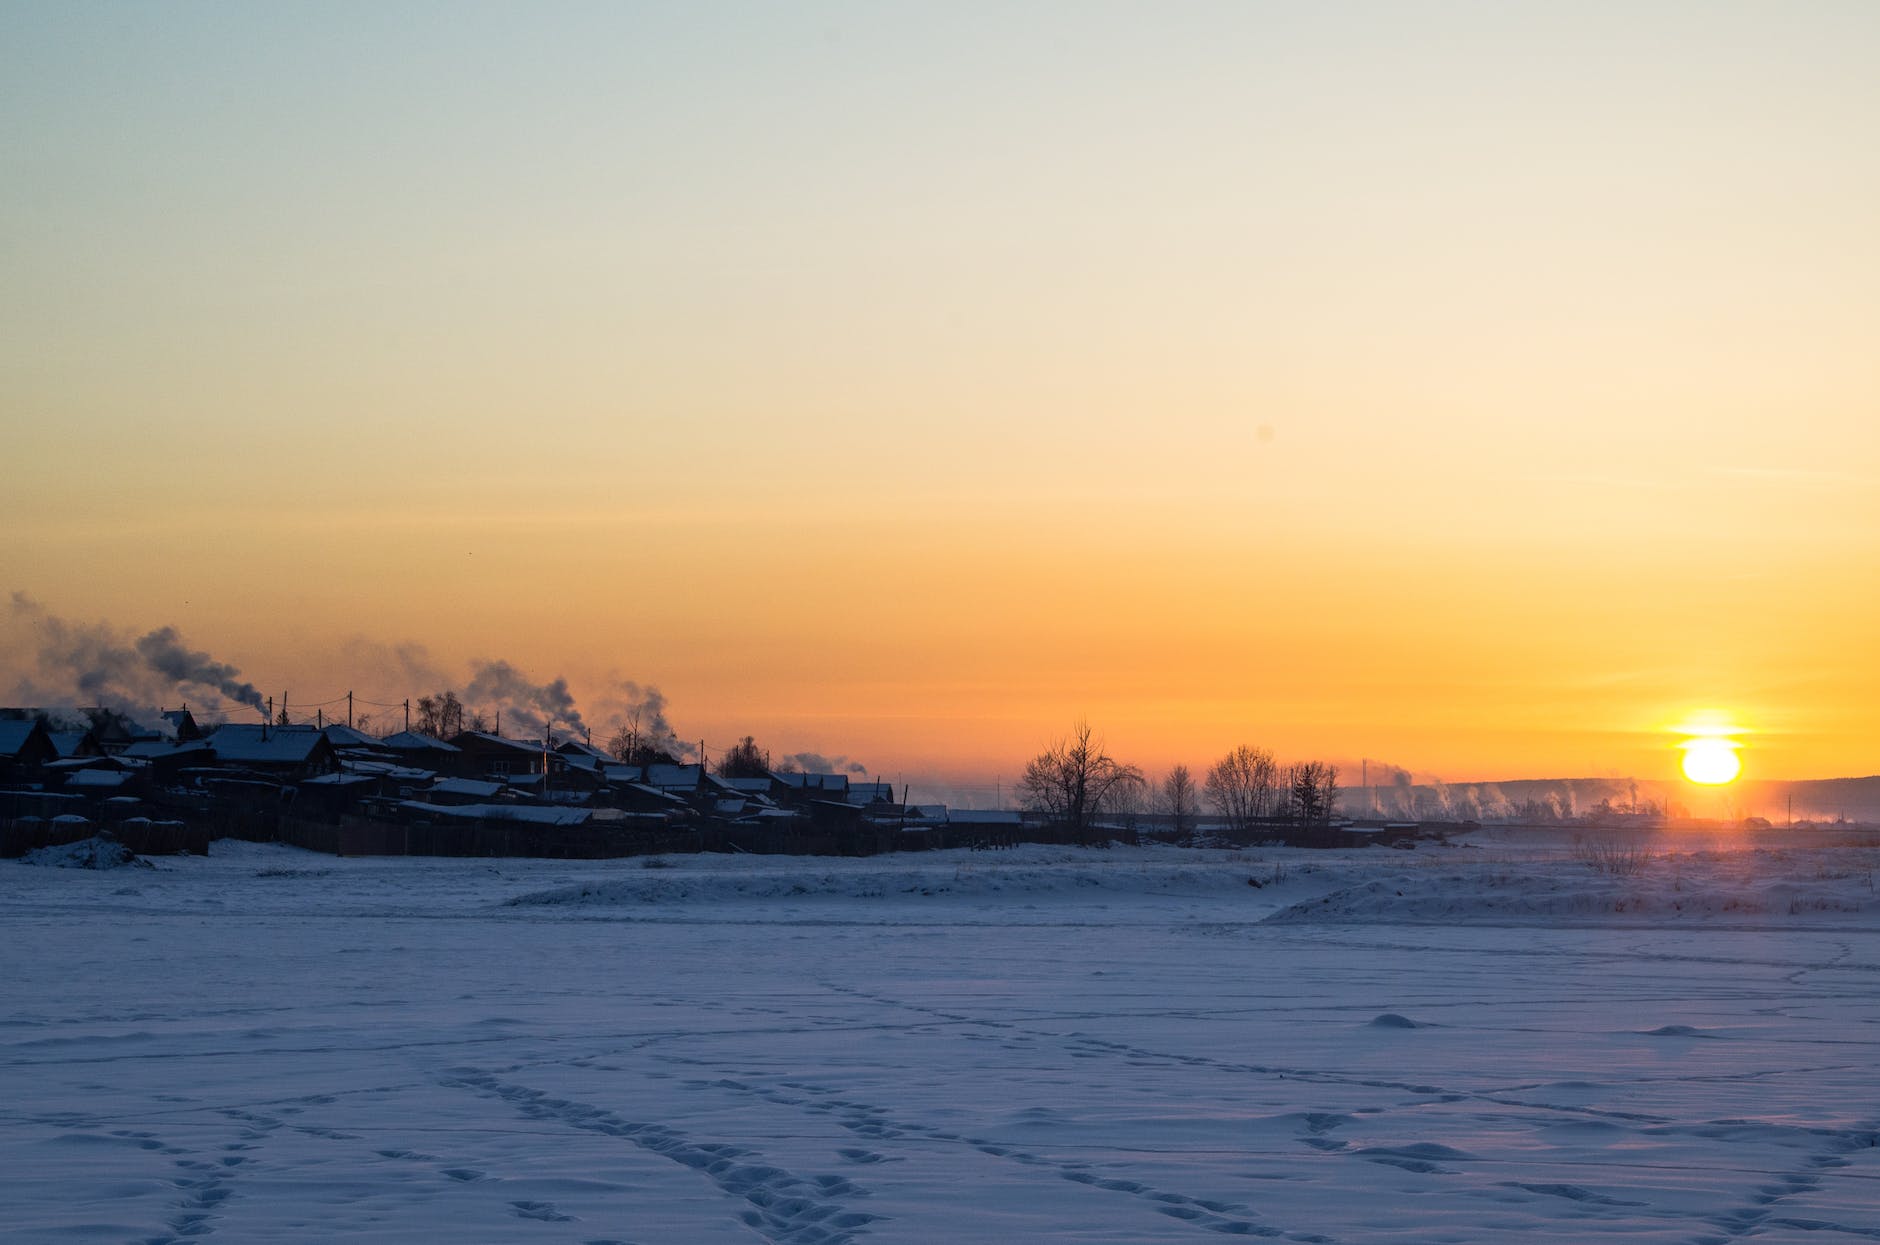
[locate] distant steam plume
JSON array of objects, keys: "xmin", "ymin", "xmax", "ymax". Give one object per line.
[
  {"xmin": 778, "ymin": 751, "xmax": 869, "ymax": 776},
  {"xmin": 464, "ymin": 659, "xmax": 586, "ymax": 741},
  {"xmin": 7, "ymin": 593, "xmax": 267, "ymax": 717},
  {"xmin": 133, "ymin": 627, "xmax": 267, "ymax": 712}
]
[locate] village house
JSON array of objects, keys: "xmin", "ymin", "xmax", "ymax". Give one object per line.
[
  {"xmin": 0, "ymin": 719, "xmax": 59, "ymax": 779},
  {"xmin": 448, "ymin": 731, "xmax": 566, "ymax": 780},
  {"xmin": 200, "ymin": 724, "xmax": 342, "ymax": 782}
]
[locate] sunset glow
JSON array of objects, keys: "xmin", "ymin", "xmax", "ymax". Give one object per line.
[{"xmin": 3, "ymin": 3, "xmax": 1878, "ymax": 799}]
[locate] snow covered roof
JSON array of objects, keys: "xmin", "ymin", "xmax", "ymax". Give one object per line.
[
  {"xmin": 122, "ymin": 739, "xmax": 214, "ymax": 760},
  {"xmin": 556, "ymin": 740, "xmax": 613, "ymax": 761},
  {"xmin": 775, "ymin": 772, "xmax": 849, "ymax": 792},
  {"xmin": 381, "ymin": 731, "xmax": 461, "ymax": 753},
  {"xmin": 725, "ymin": 777, "xmax": 775, "ymax": 793},
  {"xmin": 430, "ymin": 777, "xmax": 506, "ymax": 799},
  {"xmin": 321, "ymin": 725, "xmax": 385, "ymax": 749},
  {"xmin": 0, "ymin": 720, "xmax": 44, "ymax": 756},
  {"xmin": 398, "ymin": 801, "xmax": 590, "ymax": 827},
  {"xmin": 204, "ymin": 724, "xmax": 331, "ymax": 764},
  {"xmin": 452, "ymin": 732, "xmax": 547, "ymax": 755},
  {"xmin": 48, "ymin": 731, "xmax": 92, "ymax": 758},
  {"xmin": 302, "ymin": 772, "xmax": 376, "ymax": 787},
  {"xmin": 65, "ymin": 768, "xmax": 132, "ymax": 789},
  {"xmin": 946, "ymin": 809, "xmax": 1024, "ymax": 825},
  {"xmin": 738, "ymin": 807, "xmax": 801, "ymax": 822},
  {"xmin": 647, "ymin": 764, "xmax": 704, "ymax": 789},
  {"xmin": 339, "ymin": 760, "xmax": 434, "ymax": 780}
]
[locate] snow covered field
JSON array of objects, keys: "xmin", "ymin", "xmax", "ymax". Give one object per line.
[{"xmin": 4, "ymin": 834, "xmax": 1879, "ymax": 1243}]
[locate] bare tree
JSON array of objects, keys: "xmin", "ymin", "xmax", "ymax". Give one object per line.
[
  {"xmin": 416, "ymin": 690, "xmax": 465, "ymax": 738},
  {"xmin": 1204, "ymin": 745, "xmax": 1279, "ymax": 833},
  {"xmin": 1288, "ymin": 761, "xmax": 1340, "ymax": 825},
  {"xmin": 715, "ymin": 735, "xmax": 768, "ymax": 779},
  {"xmin": 1018, "ymin": 721, "xmax": 1143, "ymax": 840},
  {"xmin": 1161, "ymin": 764, "xmax": 1198, "ymax": 840}
]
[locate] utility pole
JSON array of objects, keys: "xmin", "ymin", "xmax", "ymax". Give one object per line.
[
  {"xmin": 347, "ymin": 690, "xmax": 353, "ymax": 730},
  {"xmin": 266, "ymin": 696, "xmax": 273, "ymax": 739},
  {"xmin": 403, "ymin": 699, "xmax": 410, "ymax": 732},
  {"xmin": 317, "ymin": 709, "xmax": 323, "ymax": 729}
]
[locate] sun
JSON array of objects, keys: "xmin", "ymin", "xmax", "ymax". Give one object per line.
[{"xmin": 1681, "ymin": 737, "xmax": 1741, "ymax": 785}]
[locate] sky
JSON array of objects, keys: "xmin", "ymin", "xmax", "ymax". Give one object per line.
[{"xmin": 4, "ymin": 2, "xmax": 1878, "ymax": 795}]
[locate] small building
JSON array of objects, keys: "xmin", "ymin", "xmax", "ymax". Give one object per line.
[
  {"xmin": 773, "ymin": 772, "xmax": 851, "ymax": 804},
  {"xmin": 847, "ymin": 781, "xmax": 897, "ymax": 807},
  {"xmin": 201, "ymin": 724, "xmax": 342, "ymax": 782},
  {"xmin": 381, "ymin": 731, "xmax": 463, "ymax": 774},
  {"xmin": 0, "ymin": 719, "xmax": 58, "ymax": 776},
  {"xmin": 48, "ymin": 729, "xmax": 103, "ymax": 760},
  {"xmin": 448, "ymin": 732, "xmax": 566, "ymax": 780}
]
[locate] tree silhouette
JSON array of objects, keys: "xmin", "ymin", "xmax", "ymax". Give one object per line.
[{"xmin": 1018, "ymin": 721, "xmax": 1142, "ymax": 840}]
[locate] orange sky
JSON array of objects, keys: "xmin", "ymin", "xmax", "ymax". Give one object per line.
[{"xmin": 4, "ymin": 4, "xmax": 1878, "ymax": 793}]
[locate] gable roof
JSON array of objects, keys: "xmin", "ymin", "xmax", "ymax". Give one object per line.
[
  {"xmin": 0, "ymin": 719, "xmax": 48, "ymax": 758},
  {"xmin": 775, "ymin": 772, "xmax": 850, "ymax": 793},
  {"xmin": 122, "ymin": 739, "xmax": 215, "ymax": 760},
  {"xmin": 381, "ymin": 731, "xmax": 461, "ymax": 753},
  {"xmin": 647, "ymin": 763, "xmax": 704, "ymax": 789},
  {"xmin": 321, "ymin": 724, "xmax": 386, "ymax": 749},
  {"xmin": 47, "ymin": 731, "xmax": 95, "ymax": 758},
  {"xmin": 204, "ymin": 724, "xmax": 333, "ymax": 765},
  {"xmin": 450, "ymin": 731, "xmax": 550, "ymax": 756}
]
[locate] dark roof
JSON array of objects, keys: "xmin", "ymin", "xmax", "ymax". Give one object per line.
[
  {"xmin": 122, "ymin": 739, "xmax": 215, "ymax": 760},
  {"xmin": 321, "ymin": 724, "xmax": 386, "ymax": 749},
  {"xmin": 0, "ymin": 720, "xmax": 47, "ymax": 757},
  {"xmin": 776, "ymin": 772, "xmax": 850, "ymax": 792},
  {"xmin": 48, "ymin": 731, "xmax": 93, "ymax": 758},
  {"xmin": 450, "ymin": 731, "xmax": 550, "ymax": 756},
  {"xmin": 382, "ymin": 731, "xmax": 461, "ymax": 753},
  {"xmin": 204, "ymin": 724, "xmax": 332, "ymax": 764}
]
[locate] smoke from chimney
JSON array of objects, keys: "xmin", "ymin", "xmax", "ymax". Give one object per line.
[{"xmin": 7, "ymin": 593, "xmax": 268, "ymax": 718}]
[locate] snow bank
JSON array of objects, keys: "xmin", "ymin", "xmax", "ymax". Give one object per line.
[
  {"xmin": 1264, "ymin": 849, "xmax": 1880, "ymax": 924},
  {"xmin": 20, "ymin": 836, "xmax": 149, "ymax": 870}
]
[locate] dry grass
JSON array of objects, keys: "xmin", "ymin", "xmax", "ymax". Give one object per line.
[{"xmin": 1572, "ymin": 833, "xmax": 1655, "ymax": 876}]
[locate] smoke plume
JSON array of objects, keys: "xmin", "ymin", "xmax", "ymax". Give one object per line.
[
  {"xmin": 777, "ymin": 751, "xmax": 869, "ymax": 776},
  {"xmin": 133, "ymin": 627, "xmax": 267, "ymax": 712},
  {"xmin": 464, "ymin": 659, "xmax": 586, "ymax": 741},
  {"xmin": 7, "ymin": 593, "xmax": 268, "ymax": 717}
]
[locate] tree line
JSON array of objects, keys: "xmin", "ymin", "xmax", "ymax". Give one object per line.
[{"xmin": 1017, "ymin": 722, "xmax": 1341, "ymax": 838}]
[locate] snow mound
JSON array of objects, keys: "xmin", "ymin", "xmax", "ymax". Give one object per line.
[
  {"xmin": 1264, "ymin": 852, "xmax": 1880, "ymax": 925},
  {"xmin": 21, "ymin": 836, "xmax": 149, "ymax": 870}
]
